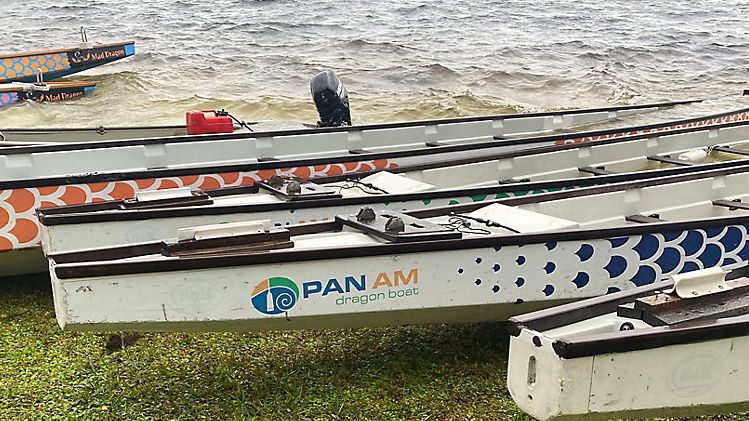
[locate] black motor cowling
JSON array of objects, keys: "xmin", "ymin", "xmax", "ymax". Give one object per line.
[{"xmin": 310, "ymin": 70, "xmax": 351, "ymax": 127}]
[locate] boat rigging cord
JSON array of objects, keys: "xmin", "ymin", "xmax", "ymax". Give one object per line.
[
  {"xmin": 216, "ymin": 109, "xmax": 253, "ymax": 132},
  {"xmin": 326, "ymin": 179, "xmax": 390, "ymax": 195},
  {"xmin": 441, "ymin": 212, "xmax": 521, "ymax": 235}
]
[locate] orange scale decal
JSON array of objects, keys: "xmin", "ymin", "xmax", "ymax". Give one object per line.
[
  {"xmin": 326, "ymin": 165, "xmax": 344, "ymax": 176},
  {"xmin": 0, "ymin": 236, "xmax": 12, "ymax": 252},
  {"xmin": 0, "ymin": 206, "xmax": 9, "ymax": 227},
  {"xmin": 40, "ymin": 201, "xmax": 58, "ymax": 209},
  {"xmin": 37, "ymin": 186, "xmax": 59, "ymax": 196},
  {"xmin": 110, "ymin": 182, "xmax": 135, "ymax": 199},
  {"xmin": 292, "ymin": 167, "xmax": 311, "ymax": 179},
  {"xmin": 255, "ymin": 169, "xmax": 278, "ymax": 181},
  {"xmin": 198, "ymin": 177, "xmax": 221, "ymax": 191},
  {"xmin": 135, "ymin": 178, "xmax": 158, "ymax": 190},
  {"xmin": 159, "ymin": 179, "xmax": 180, "ymax": 189},
  {"xmin": 88, "ymin": 182, "xmax": 110, "ymax": 194},
  {"xmin": 373, "ymin": 159, "xmax": 390, "ymax": 169},
  {"xmin": 59, "ymin": 186, "xmax": 88, "ymax": 205},
  {"xmin": 218, "ymin": 172, "xmax": 241, "ymax": 185},
  {"xmin": 240, "ymin": 175, "xmax": 259, "ymax": 185},
  {"xmin": 179, "ymin": 175, "xmax": 199, "ymax": 186},
  {"xmin": 343, "ymin": 162, "xmax": 358, "ymax": 171},
  {"xmin": 9, "ymin": 218, "xmax": 40, "ymax": 245},
  {"xmin": 8, "ymin": 189, "xmax": 37, "ymax": 213}
]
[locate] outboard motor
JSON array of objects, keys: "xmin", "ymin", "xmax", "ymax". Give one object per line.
[{"xmin": 310, "ymin": 70, "xmax": 351, "ymax": 127}]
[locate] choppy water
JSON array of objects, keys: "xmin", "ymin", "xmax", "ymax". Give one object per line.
[{"xmin": 0, "ymin": 0, "xmax": 747, "ymax": 127}]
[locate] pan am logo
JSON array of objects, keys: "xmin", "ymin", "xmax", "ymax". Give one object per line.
[{"xmin": 251, "ymin": 277, "xmax": 300, "ymax": 315}]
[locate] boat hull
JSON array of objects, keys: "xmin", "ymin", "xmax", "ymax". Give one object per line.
[
  {"xmin": 0, "ymin": 81, "xmax": 96, "ymax": 107},
  {"xmin": 0, "ymin": 41, "xmax": 135, "ymax": 83},
  {"xmin": 507, "ymin": 327, "xmax": 749, "ymax": 420},
  {"xmin": 50, "ymin": 219, "xmax": 749, "ymax": 331}
]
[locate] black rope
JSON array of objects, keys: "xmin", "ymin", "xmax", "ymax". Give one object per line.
[
  {"xmin": 326, "ymin": 179, "xmax": 389, "ymax": 195},
  {"xmin": 216, "ymin": 109, "xmax": 253, "ymax": 132},
  {"xmin": 439, "ymin": 216, "xmax": 492, "ymax": 235},
  {"xmin": 442, "ymin": 213, "xmax": 521, "ymax": 234}
]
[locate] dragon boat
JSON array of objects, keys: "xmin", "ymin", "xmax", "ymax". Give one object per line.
[
  {"xmin": 507, "ymin": 265, "xmax": 749, "ymax": 420},
  {"xmin": 0, "ymin": 81, "xmax": 96, "ymax": 108},
  {"xmin": 0, "ymin": 32, "xmax": 134, "ymax": 84}
]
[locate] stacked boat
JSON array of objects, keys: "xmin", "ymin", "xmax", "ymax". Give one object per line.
[{"xmin": 3, "ymin": 81, "xmax": 749, "ymax": 418}]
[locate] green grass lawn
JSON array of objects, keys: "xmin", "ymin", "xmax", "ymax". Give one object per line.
[{"xmin": 0, "ymin": 274, "xmax": 746, "ymax": 420}]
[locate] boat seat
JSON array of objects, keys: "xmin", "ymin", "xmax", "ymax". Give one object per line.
[
  {"xmin": 617, "ymin": 275, "xmax": 749, "ymax": 326},
  {"xmin": 579, "ymin": 166, "xmax": 614, "ymax": 176},
  {"xmin": 711, "ymin": 145, "xmax": 749, "ymax": 157},
  {"xmin": 358, "ymin": 171, "xmax": 437, "ymax": 194},
  {"xmin": 713, "ymin": 199, "xmax": 749, "ymax": 211},
  {"xmin": 625, "ymin": 214, "xmax": 663, "ymax": 224},
  {"xmin": 167, "ymin": 220, "xmax": 293, "ymax": 257},
  {"xmin": 647, "ymin": 155, "xmax": 695, "ymax": 166},
  {"xmin": 467, "ymin": 203, "xmax": 580, "ymax": 233}
]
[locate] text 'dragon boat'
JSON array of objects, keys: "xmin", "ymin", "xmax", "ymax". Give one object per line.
[
  {"xmin": 507, "ymin": 265, "xmax": 749, "ymax": 420},
  {"xmin": 48, "ymin": 164, "xmax": 749, "ymax": 331}
]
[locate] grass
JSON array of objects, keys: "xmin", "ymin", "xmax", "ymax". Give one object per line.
[{"xmin": 0, "ymin": 274, "xmax": 746, "ymax": 420}]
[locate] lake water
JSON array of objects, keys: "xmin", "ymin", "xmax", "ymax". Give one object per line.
[{"xmin": 0, "ymin": 0, "xmax": 747, "ymax": 127}]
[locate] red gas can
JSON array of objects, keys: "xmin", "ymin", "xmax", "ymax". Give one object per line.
[{"xmin": 185, "ymin": 110, "xmax": 235, "ymax": 135}]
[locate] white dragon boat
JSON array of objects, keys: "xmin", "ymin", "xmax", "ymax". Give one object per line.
[
  {"xmin": 2, "ymin": 108, "xmax": 747, "ymax": 277},
  {"xmin": 507, "ymin": 265, "xmax": 749, "ymax": 420},
  {"xmin": 48, "ymin": 164, "xmax": 749, "ymax": 331},
  {"xmin": 37, "ymin": 115, "xmax": 749, "ymax": 256},
  {"xmin": 0, "ymin": 100, "xmax": 689, "ymax": 144}
]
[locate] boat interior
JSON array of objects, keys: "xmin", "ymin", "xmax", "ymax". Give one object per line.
[{"xmin": 509, "ymin": 265, "xmax": 749, "ymax": 359}]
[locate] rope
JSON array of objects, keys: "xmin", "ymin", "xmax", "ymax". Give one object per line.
[
  {"xmin": 441, "ymin": 212, "xmax": 521, "ymax": 234},
  {"xmin": 326, "ymin": 179, "xmax": 389, "ymax": 195},
  {"xmin": 216, "ymin": 109, "xmax": 253, "ymax": 132}
]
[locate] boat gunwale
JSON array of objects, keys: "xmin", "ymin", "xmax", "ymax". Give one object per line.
[
  {"xmin": 36, "ymin": 158, "xmax": 749, "ymax": 225},
  {"xmin": 0, "ymin": 41, "xmax": 136, "ymax": 59},
  {"xmin": 549, "ymin": 305, "xmax": 749, "ymax": 359},
  {"xmin": 0, "ymin": 81, "xmax": 98, "ymax": 93},
  {"xmin": 0, "ymin": 123, "xmax": 187, "ymax": 133},
  {"xmin": 51, "ymin": 211, "xmax": 749, "ymax": 279},
  {"xmin": 0, "ymin": 100, "xmax": 707, "ymax": 156},
  {"xmin": 4, "ymin": 112, "xmax": 749, "ymax": 191}
]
